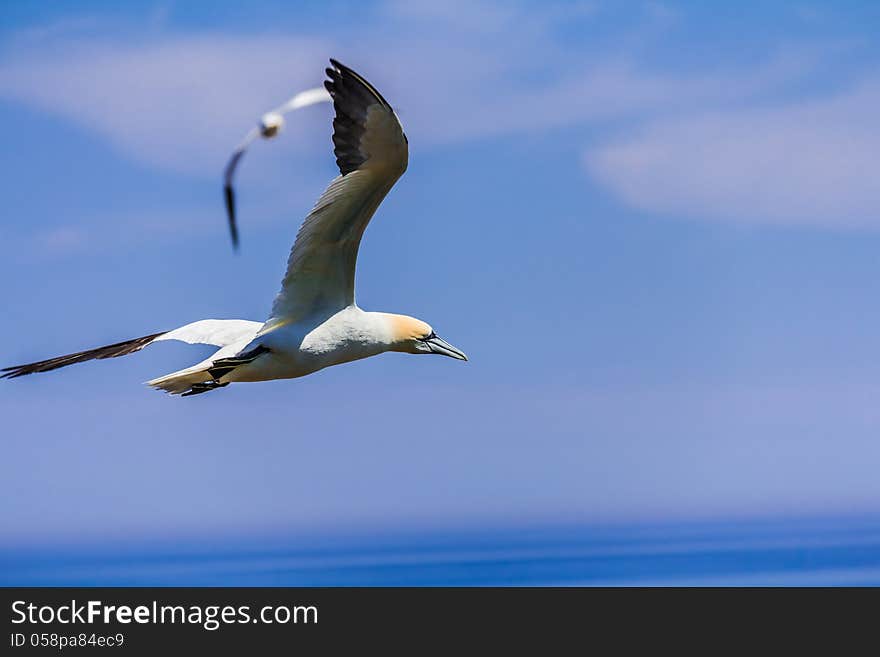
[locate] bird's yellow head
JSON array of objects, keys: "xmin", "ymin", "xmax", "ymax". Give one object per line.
[{"xmin": 386, "ymin": 314, "xmax": 468, "ymax": 361}]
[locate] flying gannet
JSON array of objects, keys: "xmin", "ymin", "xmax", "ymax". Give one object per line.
[
  {"xmin": 2, "ymin": 59, "xmax": 468, "ymax": 396},
  {"xmin": 224, "ymin": 85, "xmax": 332, "ymax": 249}
]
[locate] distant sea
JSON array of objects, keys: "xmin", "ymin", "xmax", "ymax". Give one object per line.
[{"xmin": 3, "ymin": 515, "xmax": 880, "ymax": 586}]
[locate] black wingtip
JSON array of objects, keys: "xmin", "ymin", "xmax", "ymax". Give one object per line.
[
  {"xmin": 326, "ymin": 57, "xmax": 393, "ymax": 110},
  {"xmin": 224, "ymin": 184, "xmax": 240, "ymax": 251},
  {"xmin": 2, "ymin": 331, "xmax": 167, "ymax": 379},
  {"xmin": 0, "ymin": 368, "xmax": 24, "ymax": 380}
]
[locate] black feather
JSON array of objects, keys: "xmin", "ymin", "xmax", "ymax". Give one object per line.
[
  {"xmin": 224, "ymin": 184, "xmax": 239, "ymax": 250},
  {"xmin": 2, "ymin": 332, "xmax": 167, "ymax": 379},
  {"xmin": 206, "ymin": 344, "xmax": 269, "ymax": 382},
  {"xmin": 324, "ymin": 59, "xmax": 397, "ymax": 175},
  {"xmin": 181, "ymin": 381, "xmax": 229, "ymax": 397}
]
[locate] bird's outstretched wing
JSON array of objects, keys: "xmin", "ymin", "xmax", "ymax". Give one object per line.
[
  {"xmin": 1, "ymin": 320, "xmax": 261, "ymax": 378},
  {"xmin": 223, "ymin": 87, "xmax": 332, "ymax": 250},
  {"xmin": 265, "ymin": 59, "xmax": 408, "ymax": 327},
  {"xmin": 223, "ymin": 127, "xmax": 259, "ymax": 250},
  {"xmin": 274, "ymin": 86, "xmax": 332, "ymax": 115}
]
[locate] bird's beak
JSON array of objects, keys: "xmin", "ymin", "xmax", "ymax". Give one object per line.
[{"xmin": 425, "ymin": 335, "xmax": 468, "ymax": 361}]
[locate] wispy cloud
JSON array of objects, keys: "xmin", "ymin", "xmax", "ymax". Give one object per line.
[
  {"xmin": 0, "ymin": 34, "xmax": 331, "ymax": 175},
  {"xmin": 37, "ymin": 227, "xmax": 87, "ymax": 256},
  {"xmin": 586, "ymin": 80, "xmax": 880, "ymax": 227},
  {"xmin": 0, "ymin": 2, "xmax": 875, "ymax": 230},
  {"xmin": 0, "ymin": 3, "xmax": 788, "ymax": 165}
]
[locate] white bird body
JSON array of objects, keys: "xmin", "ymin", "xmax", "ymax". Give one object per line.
[
  {"xmin": 4, "ymin": 60, "xmax": 467, "ymax": 396},
  {"xmin": 233, "ymin": 309, "xmax": 402, "ymax": 381},
  {"xmin": 146, "ymin": 308, "xmax": 400, "ymax": 393}
]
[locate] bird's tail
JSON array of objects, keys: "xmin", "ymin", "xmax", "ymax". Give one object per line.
[
  {"xmin": 147, "ymin": 344, "xmax": 269, "ymax": 396},
  {"xmin": 146, "ymin": 365, "xmax": 217, "ymax": 396}
]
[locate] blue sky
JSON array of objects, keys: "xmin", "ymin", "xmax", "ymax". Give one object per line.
[{"xmin": 2, "ymin": 0, "xmax": 880, "ymax": 549}]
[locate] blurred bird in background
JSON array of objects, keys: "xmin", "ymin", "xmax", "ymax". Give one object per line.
[{"xmin": 223, "ymin": 86, "xmax": 332, "ymax": 249}]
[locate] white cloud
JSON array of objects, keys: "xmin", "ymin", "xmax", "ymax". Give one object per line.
[
  {"xmin": 0, "ymin": 3, "xmax": 807, "ymax": 175},
  {"xmin": 397, "ymin": 55, "xmax": 813, "ymax": 145},
  {"xmin": 586, "ymin": 81, "xmax": 880, "ymax": 227},
  {"xmin": 0, "ymin": 35, "xmax": 331, "ymax": 175},
  {"xmin": 38, "ymin": 227, "xmax": 87, "ymax": 255},
  {"xmin": 0, "ymin": 2, "xmax": 871, "ymax": 230}
]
